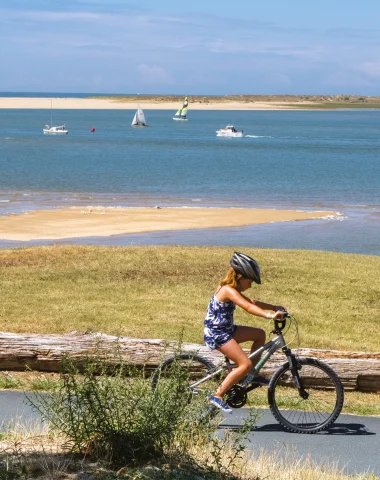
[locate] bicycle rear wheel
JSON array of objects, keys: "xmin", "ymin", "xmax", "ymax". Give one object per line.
[
  {"xmin": 268, "ymin": 357, "xmax": 344, "ymax": 433},
  {"xmin": 151, "ymin": 353, "xmax": 218, "ymax": 399}
]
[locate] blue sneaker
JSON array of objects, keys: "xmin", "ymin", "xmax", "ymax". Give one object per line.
[{"xmin": 209, "ymin": 395, "xmax": 232, "ymax": 414}]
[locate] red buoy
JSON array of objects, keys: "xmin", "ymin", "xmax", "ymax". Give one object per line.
[{"xmin": 91, "ymin": 127, "xmax": 95, "ymax": 133}]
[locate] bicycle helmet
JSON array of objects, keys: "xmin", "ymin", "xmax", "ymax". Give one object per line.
[{"xmin": 230, "ymin": 251, "xmax": 261, "ymax": 284}]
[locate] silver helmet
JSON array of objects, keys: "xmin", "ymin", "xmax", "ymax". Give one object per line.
[{"xmin": 230, "ymin": 251, "xmax": 261, "ymax": 284}]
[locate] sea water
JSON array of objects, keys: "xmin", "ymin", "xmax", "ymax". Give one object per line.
[{"xmin": 0, "ymin": 107, "xmax": 379, "ymax": 254}]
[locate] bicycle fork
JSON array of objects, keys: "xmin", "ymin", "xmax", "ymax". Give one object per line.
[{"xmin": 284, "ymin": 348, "xmax": 309, "ymax": 399}]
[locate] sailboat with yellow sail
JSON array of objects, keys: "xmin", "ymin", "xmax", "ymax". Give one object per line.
[{"xmin": 173, "ymin": 96, "xmax": 188, "ymax": 121}]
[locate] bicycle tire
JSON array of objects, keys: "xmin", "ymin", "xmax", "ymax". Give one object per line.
[
  {"xmin": 268, "ymin": 357, "xmax": 344, "ymax": 434},
  {"xmin": 151, "ymin": 353, "xmax": 217, "ymax": 396}
]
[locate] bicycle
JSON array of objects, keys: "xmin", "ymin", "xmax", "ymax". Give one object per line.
[{"xmin": 151, "ymin": 313, "xmax": 344, "ymax": 434}]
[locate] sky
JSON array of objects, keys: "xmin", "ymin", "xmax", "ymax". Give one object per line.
[{"xmin": 1, "ymin": 0, "xmax": 380, "ymax": 95}]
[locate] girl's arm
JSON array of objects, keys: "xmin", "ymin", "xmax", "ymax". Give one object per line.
[
  {"xmin": 223, "ymin": 287, "xmax": 282, "ymax": 319},
  {"xmin": 255, "ymin": 300, "xmax": 283, "ymax": 311},
  {"xmin": 240, "ymin": 294, "xmax": 282, "ymax": 312}
]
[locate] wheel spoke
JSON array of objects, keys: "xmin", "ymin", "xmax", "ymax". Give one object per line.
[
  {"xmin": 151, "ymin": 354, "xmax": 218, "ymax": 400},
  {"xmin": 269, "ymin": 358, "xmax": 344, "ymax": 433}
]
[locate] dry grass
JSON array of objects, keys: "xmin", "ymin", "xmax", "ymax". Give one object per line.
[
  {"xmin": 0, "ymin": 428, "xmax": 378, "ymax": 479},
  {"xmin": 0, "ymin": 245, "xmax": 379, "ymax": 352},
  {"xmin": 0, "ymin": 371, "xmax": 61, "ymax": 392},
  {"xmin": 236, "ymin": 449, "xmax": 378, "ymax": 480},
  {"xmin": 191, "ymin": 443, "xmax": 379, "ymax": 480}
]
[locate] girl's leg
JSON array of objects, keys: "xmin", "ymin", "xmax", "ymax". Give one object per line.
[
  {"xmin": 233, "ymin": 326, "xmax": 266, "ymax": 368},
  {"xmin": 214, "ymin": 339, "xmax": 252, "ymax": 398}
]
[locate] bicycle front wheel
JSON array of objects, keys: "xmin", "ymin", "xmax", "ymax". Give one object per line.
[{"xmin": 268, "ymin": 357, "xmax": 344, "ymax": 433}]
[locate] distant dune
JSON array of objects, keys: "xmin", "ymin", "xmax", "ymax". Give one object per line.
[{"xmin": 87, "ymin": 94, "xmax": 380, "ymax": 109}]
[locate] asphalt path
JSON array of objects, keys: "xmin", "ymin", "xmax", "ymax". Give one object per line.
[
  {"xmin": 220, "ymin": 408, "xmax": 379, "ymax": 477},
  {"xmin": 0, "ymin": 391, "xmax": 379, "ymax": 477}
]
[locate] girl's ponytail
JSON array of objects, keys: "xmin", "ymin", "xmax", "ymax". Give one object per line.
[{"xmin": 220, "ymin": 267, "xmax": 241, "ymax": 289}]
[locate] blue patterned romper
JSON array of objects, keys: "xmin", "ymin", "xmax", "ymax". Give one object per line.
[{"xmin": 203, "ymin": 294, "xmax": 237, "ymax": 350}]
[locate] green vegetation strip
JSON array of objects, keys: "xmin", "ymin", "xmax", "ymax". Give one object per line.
[{"xmin": 284, "ymin": 102, "xmax": 380, "ymax": 109}]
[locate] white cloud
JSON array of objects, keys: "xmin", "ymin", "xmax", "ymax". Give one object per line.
[
  {"xmin": 359, "ymin": 62, "xmax": 380, "ymax": 79},
  {"xmin": 1, "ymin": 5, "xmax": 380, "ymax": 94},
  {"xmin": 206, "ymin": 37, "xmax": 325, "ymax": 62},
  {"xmin": 0, "ymin": 8, "xmax": 101, "ymax": 23}
]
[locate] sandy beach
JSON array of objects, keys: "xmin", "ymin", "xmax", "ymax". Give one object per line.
[
  {"xmin": 0, "ymin": 207, "xmax": 338, "ymax": 241},
  {"xmin": 0, "ymin": 97, "xmax": 306, "ymax": 110}
]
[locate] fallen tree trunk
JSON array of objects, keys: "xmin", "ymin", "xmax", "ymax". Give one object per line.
[{"xmin": 0, "ymin": 331, "xmax": 379, "ymax": 392}]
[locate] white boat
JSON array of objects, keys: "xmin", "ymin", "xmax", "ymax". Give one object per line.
[
  {"xmin": 43, "ymin": 100, "xmax": 68, "ymax": 134},
  {"xmin": 131, "ymin": 104, "xmax": 147, "ymax": 127},
  {"xmin": 173, "ymin": 96, "xmax": 188, "ymax": 121},
  {"xmin": 43, "ymin": 125, "xmax": 68, "ymax": 135},
  {"xmin": 216, "ymin": 125, "xmax": 244, "ymax": 137}
]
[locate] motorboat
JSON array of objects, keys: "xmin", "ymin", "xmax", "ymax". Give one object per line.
[
  {"xmin": 216, "ymin": 125, "xmax": 244, "ymax": 137},
  {"xmin": 43, "ymin": 125, "xmax": 68, "ymax": 135}
]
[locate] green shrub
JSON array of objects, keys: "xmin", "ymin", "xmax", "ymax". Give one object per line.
[
  {"xmin": 29, "ymin": 352, "xmax": 219, "ymax": 466},
  {"xmin": 28, "ymin": 350, "xmax": 257, "ymax": 477}
]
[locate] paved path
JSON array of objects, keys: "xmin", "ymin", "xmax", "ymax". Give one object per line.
[
  {"xmin": 0, "ymin": 391, "xmax": 44, "ymax": 431},
  {"xmin": 0, "ymin": 391, "xmax": 379, "ymax": 477},
  {"xmin": 220, "ymin": 408, "xmax": 379, "ymax": 477}
]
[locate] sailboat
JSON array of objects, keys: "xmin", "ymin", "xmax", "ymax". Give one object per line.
[
  {"xmin": 131, "ymin": 104, "xmax": 147, "ymax": 127},
  {"xmin": 173, "ymin": 96, "xmax": 188, "ymax": 121},
  {"xmin": 43, "ymin": 100, "xmax": 68, "ymax": 134}
]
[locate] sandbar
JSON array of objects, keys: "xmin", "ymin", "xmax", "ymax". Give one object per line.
[
  {"xmin": 0, "ymin": 97, "xmax": 305, "ymax": 111},
  {"xmin": 0, "ymin": 207, "xmax": 338, "ymax": 241}
]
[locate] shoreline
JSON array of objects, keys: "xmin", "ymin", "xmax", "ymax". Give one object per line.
[
  {"xmin": 0, "ymin": 97, "xmax": 314, "ymax": 110},
  {"xmin": 1, "ymin": 95, "xmax": 380, "ymax": 110},
  {"xmin": 0, "ymin": 206, "xmax": 338, "ymax": 241}
]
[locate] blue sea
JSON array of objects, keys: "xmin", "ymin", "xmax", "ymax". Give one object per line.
[{"xmin": 0, "ymin": 103, "xmax": 379, "ymax": 255}]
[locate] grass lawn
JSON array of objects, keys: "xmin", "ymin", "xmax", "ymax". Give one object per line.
[
  {"xmin": 1, "ymin": 245, "xmax": 379, "ymax": 351},
  {"xmin": 1, "ymin": 245, "xmax": 380, "ymax": 416}
]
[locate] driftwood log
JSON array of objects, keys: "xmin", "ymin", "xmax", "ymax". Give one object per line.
[{"xmin": 0, "ymin": 331, "xmax": 380, "ymax": 392}]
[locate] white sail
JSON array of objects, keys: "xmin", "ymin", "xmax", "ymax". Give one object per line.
[
  {"xmin": 131, "ymin": 104, "xmax": 147, "ymax": 127},
  {"xmin": 43, "ymin": 100, "xmax": 68, "ymax": 134},
  {"xmin": 173, "ymin": 96, "xmax": 188, "ymax": 121}
]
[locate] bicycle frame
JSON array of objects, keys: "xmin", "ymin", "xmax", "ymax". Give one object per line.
[
  {"xmin": 165, "ymin": 315, "xmax": 344, "ymax": 433},
  {"xmin": 190, "ymin": 325, "xmax": 289, "ymax": 391}
]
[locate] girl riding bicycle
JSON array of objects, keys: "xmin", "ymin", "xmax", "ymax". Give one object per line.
[{"xmin": 204, "ymin": 251, "xmax": 285, "ymax": 413}]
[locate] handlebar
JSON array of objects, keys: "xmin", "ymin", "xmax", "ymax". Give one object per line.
[{"xmin": 272, "ymin": 311, "xmax": 290, "ymax": 333}]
